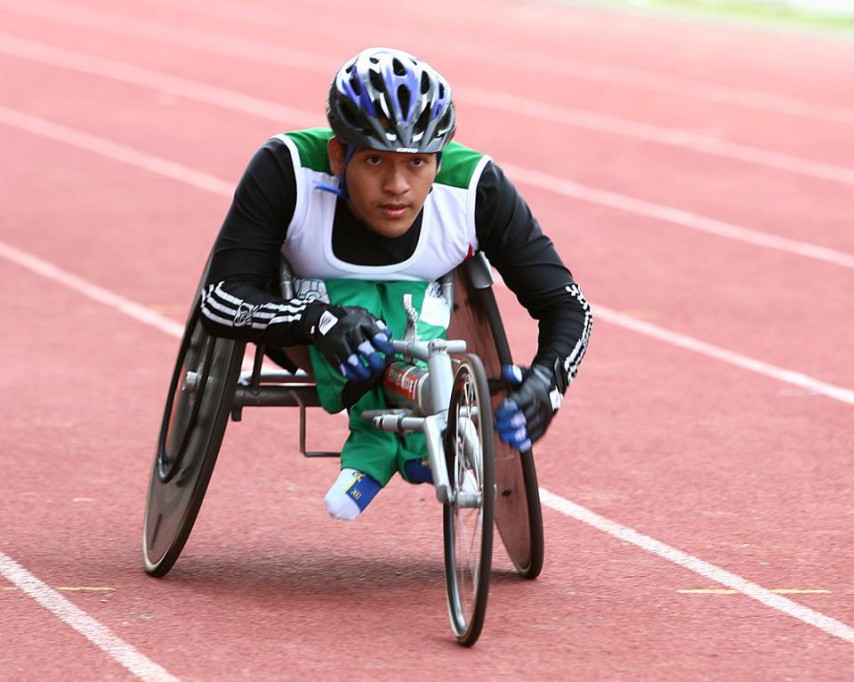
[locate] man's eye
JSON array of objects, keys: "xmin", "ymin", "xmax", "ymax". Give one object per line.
[{"xmin": 366, "ymin": 156, "xmax": 382, "ymax": 165}]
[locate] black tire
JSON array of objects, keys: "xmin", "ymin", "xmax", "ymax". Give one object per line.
[
  {"xmin": 143, "ymin": 303, "xmax": 244, "ymax": 576},
  {"xmin": 443, "ymin": 354, "xmax": 495, "ymax": 647}
]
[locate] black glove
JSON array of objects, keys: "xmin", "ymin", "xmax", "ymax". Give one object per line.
[
  {"xmin": 309, "ymin": 305, "xmax": 394, "ymax": 382},
  {"xmin": 494, "ymin": 364, "xmax": 563, "ymax": 451}
]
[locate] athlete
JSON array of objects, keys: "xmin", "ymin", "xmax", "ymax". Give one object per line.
[{"xmin": 200, "ymin": 47, "xmax": 592, "ymax": 520}]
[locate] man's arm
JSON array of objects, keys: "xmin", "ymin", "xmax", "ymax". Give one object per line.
[
  {"xmin": 475, "ymin": 161, "xmax": 593, "ymax": 448},
  {"xmin": 475, "ymin": 161, "xmax": 592, "ymax": 389},
  {"xmin": 199, "ymin": 137, "xmax": 325, "ymax": 347}
]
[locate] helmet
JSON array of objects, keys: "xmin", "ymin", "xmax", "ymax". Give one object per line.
[{"xmin": 327, "ymin": 47, "xmax": 456, "ymax": 154}]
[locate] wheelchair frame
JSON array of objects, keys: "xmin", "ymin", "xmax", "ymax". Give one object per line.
[{"xmin": 143, "ymin": 251, "xmax": 544, "ymax": 646}]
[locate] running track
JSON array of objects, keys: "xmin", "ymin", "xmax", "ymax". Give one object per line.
[{"xmin": 1, "ymin": 0, "xmax": 852, "ymax": 679}]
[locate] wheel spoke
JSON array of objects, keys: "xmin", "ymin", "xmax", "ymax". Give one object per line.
[{"xmin": 443, "ymin": 355, "xmax": 494, "ymax": 646}]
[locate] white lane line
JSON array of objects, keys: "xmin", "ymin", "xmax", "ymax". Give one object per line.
[
  {"xmin": 496, "ymin": 274, "xmax": 854, "ymax": 404},
  {"xmin": 0, "ymin": 0, "xmax": 339, "ymax": 73},
  {"xmin": 9, "ymin": 0, "xmax": 854, "ymax": 128},
  {"xmin": 0, "ymin": 104, "xmax": 235, "ymax": 197},
  {"xmin": 592, "ymin": 306, "xmax": 854, "ymax": 404},
  {"xmin": 0, "ymin": 553, "xmax": 180, "ymax": 681},
  {"xmin": 0, "ymin": 239, "xmax": 185, "ymax": 338},
  {"xmin": 5, "ymin": 227, "xmax": 852, "ymax": 404},
  {"xmin": 1, "ymin": 3, "xmax": 853, "ymax": 184},
  {"xmin": 135, "ymin": 0, "xmax": 854, "ymax": 126},
  {"xmin": 0, "ymin": 238, "xmax": 282, "ymax": 376},
  {"xmin": 1, "ymin": 43, "xmax": 853, "ymax": 271},
  {"xmin": 0, "ymin": 35, "xmax": 320, "ymax": 129},
  {"xmin": 1, "ymin": 106, "xmax": 853, "ymax": 403},
  {"xmin": 502, "ymin": 163, "xmax": 854, "ymax": 269},
  {"xmin": 461, "ymin": 86, "xmax": 854, "ymax": 186},
  {"xmin": 439, "ymin": 41, "xmax": 854, "ymax": 127},
  {"xmin": 538, "ymin": 489, "xmax": 854, "ymax": 645}
]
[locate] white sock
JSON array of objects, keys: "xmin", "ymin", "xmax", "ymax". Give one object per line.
[{"xmin": 324, "ymin": 468, "xmax": 381, "ymax": 521}]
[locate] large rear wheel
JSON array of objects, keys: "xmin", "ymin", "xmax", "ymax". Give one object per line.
[
  {"xmin": 143, "ymin": 304, "xmax": 244, "ymax": 576},
  {"xmin": 448, "ymin": 258, "xmax": 544, "ymax": 579}
]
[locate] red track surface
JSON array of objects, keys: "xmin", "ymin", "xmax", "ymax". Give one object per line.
[{"xmin": 1, "ymin": 0, "xmax": 852, "ymax": 679}]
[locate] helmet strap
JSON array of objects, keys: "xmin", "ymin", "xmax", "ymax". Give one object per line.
[{"xmin": 314, "ymin": 142, "xmax": 357, "ymax": 200}]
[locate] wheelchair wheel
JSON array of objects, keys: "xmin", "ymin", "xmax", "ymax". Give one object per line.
[
  {"xmin": 443, "ymin": 354, "xmax": 495, "ymax": 647},
  {"xmin": 449, "ymin": 259, "xmax": 544, "ymax": 580},
  {"xmin": 143, "ymin": 303, "xmax": 244, "ymax": 576}
]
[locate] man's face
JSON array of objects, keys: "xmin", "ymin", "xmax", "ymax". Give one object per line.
[{"xmin": 328, "ymin": 139, "xmax": 438, "ymax": 238}]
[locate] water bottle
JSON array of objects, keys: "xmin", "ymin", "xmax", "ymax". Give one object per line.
[{"xmin": 383, "ymin": 361, "xmax": 434, "ymax": 414}]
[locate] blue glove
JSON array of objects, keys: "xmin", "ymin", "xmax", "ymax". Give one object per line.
[
  {"xmin": 312, "ymin": 305, "xmax": 394, "ymax": 382},
  {"xmin": 494, "ymin": 364, "xmax": 563, "ymax": 451}
]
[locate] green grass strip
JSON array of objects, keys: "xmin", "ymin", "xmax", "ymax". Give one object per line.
[{"xmin": 569, "ymin": 0, "xmax": 854, "ymax": 35}]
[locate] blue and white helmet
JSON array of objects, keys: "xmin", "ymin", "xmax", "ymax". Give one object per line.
[{"xmin": 327, "ymin": 47, "xmax": 456, "ymax": 154}]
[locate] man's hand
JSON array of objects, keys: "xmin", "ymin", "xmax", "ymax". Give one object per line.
[
  {"xmin": 311, "ymin": 306, "xmax": 394, "ymax": 382},
  {"xmin": 494, "ymin": 365, "xmax": 563, "ymax": 451}
]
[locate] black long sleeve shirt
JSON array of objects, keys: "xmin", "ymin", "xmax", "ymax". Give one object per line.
[{"xmin": 201, "ymin": 136, "xmax": 592, "ymax": 387}]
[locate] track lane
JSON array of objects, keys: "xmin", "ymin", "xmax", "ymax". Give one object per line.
[
  {"xmin": 0, "ymin": 577, "xmax": 151, "ymax": 681},
  {"xmin": 2, "ymin": 164, "xmax": 851, "ymax": 677},
  {"xmin": 57, "ymin": 0, "xmax": 854, "ymax": 108},
  {"xmin": 2, "ymin": 9, "xmax": 851, "ymax": 255},
  {"xmin": 516, "ymin": 330, "xmax": 853, "ymax": 624},
  {"xmin": 1, "ymin": 0, "xmax": 852, "ymax": 678},
  {"xmin": 4, "ymin": 95, "xmax": 851, "ymax": 388},
  {"xmin": 141, "ymin": 0, "xmax": 854, "ymax": 132},
  {"xmin": 506, "ymin": 186, "xmax": 854, "ymax": 386},
  {"xmin": 1, "ymin": 266, "xmax": 850, "ymax": 678},
  {"xmin": 3, "ymin": 15, "xmax": 848, "ymax": 372},
  {"xmin": 3, "ymin": 0, "xmax": 854, "ymax": 160}
]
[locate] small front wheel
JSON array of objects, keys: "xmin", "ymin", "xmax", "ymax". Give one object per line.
[{"xmin": 443, "ymin": 354, "xmax": 495, "ymax": 647}]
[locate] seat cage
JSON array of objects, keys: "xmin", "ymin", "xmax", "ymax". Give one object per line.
[
  {"xmin": 144, "ymin": 250, "xmax": 543, "ymax": 584},
  {"xmin": 229, "ymin": 252, "xmax": 495, "ymax": 457}
]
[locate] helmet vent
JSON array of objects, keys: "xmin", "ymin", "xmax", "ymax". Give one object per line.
[
  {"xmin": 338, "ymin": 101, "xmax": 363, "ymax": 130},
  {"xmin": 369, "ymin": 69, "xmax": 385, "ymax": 92},
  {"xmin": 414, "ymin": 107, "xmax": 432, "ymax": 135},
  {"xmin": 397, "ymin": 86, "xmax": 412, "ymax": 123}
]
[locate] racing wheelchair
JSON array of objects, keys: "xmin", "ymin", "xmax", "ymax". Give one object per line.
[{"xmin": 143, "ymin": 252, "xmax": 544, "ymax": 647}]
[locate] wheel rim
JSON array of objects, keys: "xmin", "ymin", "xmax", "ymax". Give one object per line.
[
  {"xmin": 450, "ymin": 393, "xmax": 485, "ymax": 629},
  {"xmin": 444, "ymin": 356, "xmax": 494, "ymax": 645},
  {"xmin": 156, "ymin": 313, "xmax": 211, "ymax": 484}
]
